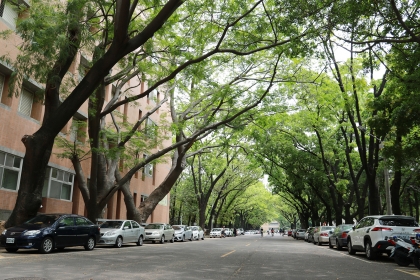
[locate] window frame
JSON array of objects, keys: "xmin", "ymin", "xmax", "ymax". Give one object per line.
[
  {"xmin": 42, "ymin": 167, "xmax": 75, "ymax": 201},
  {"xmin": 0, "ymin": 151, "xmax": 23, "ymax": 192}
]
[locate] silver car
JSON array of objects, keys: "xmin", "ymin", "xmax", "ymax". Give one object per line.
[
  {"xmin": 210, "ymin": 228, "xmax": 222, "ymax": 238},
  {"xmin": 173, "ymin": 225, "xmax": 193, "ymax": 242},
  {"xmin": 313, "ymin": 226, "xmax": 335, "ymax": 245},
  {"xmin": 190, "ymin": 226, "xmax": 204, "ymax": 240},
  {"xmin": 98, "ymin": 220, "xmax": 145, "ymax": 248},
  {"xmin": 144, "ymin": 223, "xmax": 175, "ymax": 244}
]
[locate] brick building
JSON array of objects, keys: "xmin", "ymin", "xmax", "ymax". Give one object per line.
[{"xmin": 0, "ymin": 2, "xmax": 171, "ymax": 222}]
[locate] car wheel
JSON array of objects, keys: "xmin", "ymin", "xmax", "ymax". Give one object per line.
[
  {"xmin": 39, "ymin": 237, "xmax": 54, "ymax": 254},
  {"xmin": 189, "ymin": 234, "xmax": 193, "ymax": 241},
  {"xmin": 348, "ymin": 239, "xmax": 356, "ymax": 255},
  {"xmin": 114, "ymin": 236, "xmax": 123, "ymax": 248},
  {"xmin": 413, "ymin": 253, "xmax": 420, "ymax": 269},
  {"xmin": 336, "ymin": 239, "xmax": 343, "ymax": 250},
  {"xmin": 170, "ymin": 235, "xmax": 175, "ymax": 243},
  {"xmin": 317, "ymin": 238, "xmax": 322, "ymax": 246},
  {"xmin": 329, "ymin": 239, "xmax": 333, "ymax": 249},
  {"xmin": 201, "ymin": 235, "xmax": 204, "ymax": 240},
  {"xmin": 5, "ymin": 248, "xmax": 18, "ymax": 253},
  {"xmin": 84, "ymin": 236, "xmax": 95, "ymax": 251},
  {"xmin": 160, "ymin": 235, "xmax": 165, "ymax": 244},
  {"xmin": 181, "ymin": 235, "xmax": 185, "ymax": 242},
  {"xmin": 136, "ymin": 235, "xmax": 143, "ymax": 246},
  {"xmin": 393, "ymin": 247, "xmax": 411, "ymax": 266},
  {"xmin": 365, "ymin": 240, "xmax": 377, "ymax": 260}
]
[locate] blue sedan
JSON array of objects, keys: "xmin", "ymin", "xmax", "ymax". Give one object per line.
[{"xmin": 328, "ymin": 224, "xmax": 353, "ymax": 250}]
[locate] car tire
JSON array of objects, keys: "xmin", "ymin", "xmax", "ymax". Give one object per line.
[
  {"xmin": 84, "ymin": 236, "xmax": 96, "ymax": 251},
  {"xmin": 136, "ymin": 235, "xmax": 143, "ymax": 246},
  {"xmin": 365, "ymin": 240, "xmax": 377, "ymax": 260},
  {"xmin": 393, "ymin": 248, "xmax": 411, "ymax": 266},
  {"xmin": 160, "ymin": 235, "xmax": 165, "ymax": 244},
  {"xmin": 115, "ymin": 236, "xmax": 123, "ymax": 248},
  {"xmin": 170, "ymin": 235, "xmax": 175, "ymax": 243},
  {"xmin": 413, "ymin": 253, "xmax": 420, "ymax": 269},
  {"xmin": 5, "ymin": 248, "xmax": 18, "ymax": 253},
  {"xmin": 317, "ymin": 238, "xmax": 322, "ymax": 246},
  {"xmin": 39, "ymin": 237, "xmax": 54, "ymax": 254},
  {"xmin": 329, "ymin": 239, "xmax": 333, "ymax": 249},
  {"xmin": 201, "ymin": 235, "xmax": 204, "ymax": 240},
  {"xmin": 189, "ymin": 235, "xmax": 193, "ymax": 241},
  {"xmin": 348, "ymin": 239, "xmax": 356, "ymax": 255},
  {"xmin": 181, "ymin": 235, "xmax": 185, "ymax": 242},
  {"xmin": 336, "ymin": 239, "xmax": 343, "ymax": 250}
]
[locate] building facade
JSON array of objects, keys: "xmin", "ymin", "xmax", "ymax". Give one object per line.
[{"xmin": 0, "ymin": 2, "xmax": 171, "ymax": 223}]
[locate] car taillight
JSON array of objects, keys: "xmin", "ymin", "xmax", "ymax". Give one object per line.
[
  {"xmin": 387, "ymin": 239, "xmax": 396, "ymax": 246},
  {"xmin": 413, "ymin": 229, "xmax": 420, "ymax": 233},
  {"xmin": 320, "ymin": 233, "xmax": 329, "ymax": 237},
  {"xmin": 341, "ymin": 232, "xmax": 347, "ymax": 238},
  {"xmin": 371, "ymin": 227, "xmax": 393, "ymax": 231}
]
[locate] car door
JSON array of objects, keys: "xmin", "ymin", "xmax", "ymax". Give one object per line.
[
  {"xmin": 122, "ymin": 221, "xmax": 135, "ymax": 242},
  {"xmin": 131, "ymin": 221, "xmax": 141, "ymax": 242},
  {"xmin": 74, "ymin": 217, "xmax": 93, "ymax": 246},
  {"xmin": 164, "ymin": 224, "xmax": 173, "ymax": 240},
  {"xmin": 353, "ymin": 218, "xmax": 368, "ymax": 246},
  {"xmin": 55, "ymin": 217, "xmax": 76, "ymax": 246}
]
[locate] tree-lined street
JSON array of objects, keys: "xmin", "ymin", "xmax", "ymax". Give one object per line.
[{"xmin": 1, "ymin": 235, "xmax": 420, "ymax": 280}]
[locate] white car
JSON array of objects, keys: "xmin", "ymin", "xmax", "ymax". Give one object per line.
[
  {"xmin": 190, "ymin": 226, "xmax": 204, "ymax": 240},
  {"xmin": 313, "ymin": 226, "xmax": 335, "ymax": 245},
  {"xmin": 347, "ymin": 215, "xmax": 420, "ymax": 260},
  {"xmin": 98, "ymin": 219, "xmax": 145, "ymax": 248},
  {"xmin": 144, "ymin": 223, "xmax": 175, "ymax": 244},
  {"xmin": 224, "ymin": 228, "xmax": 232, "ymax": 237},
  {"xmin": 210, "ymin": 228, "xmax": 222, "ymax": 238},
  {"xmin": 172, "ymin": 225, "xmax": 193, "ymax": 242},
  {"xmin": 295, "ymin": 229, "xmax": 306, "ymax": 240}
]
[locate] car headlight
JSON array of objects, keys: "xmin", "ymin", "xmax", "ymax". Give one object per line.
[
  {"xmin": 103, "ymin": 231, "xmax": 118, "ymax": 236},
  {"xmin": 23, "ymin": 230, "xmax": 41, "ymax": 236},
  {"xmin": 1, "ymin": 230, "xmax": 6, "ymax": 235}
]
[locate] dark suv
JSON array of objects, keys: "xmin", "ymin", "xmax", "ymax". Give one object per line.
[{"xmin": 0, "ymin": 213, "xmax": 100, "ymax": 254}]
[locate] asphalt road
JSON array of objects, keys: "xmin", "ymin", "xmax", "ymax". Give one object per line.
[{"xmin": 1, "ymin": 233, "xmax": 420, "ymax": 280}]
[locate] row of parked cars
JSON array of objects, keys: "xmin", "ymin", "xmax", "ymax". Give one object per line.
[
  {"xmin": 291, "ymin": 215, "xmax": 420, "ymax": 262},
  {"xmin": 209, "ymin": 227, "xmax": 244, "ymax": 237},
  {"xmin": 0, "ymin": 213, "xmax": 205, "ymax": 254}
]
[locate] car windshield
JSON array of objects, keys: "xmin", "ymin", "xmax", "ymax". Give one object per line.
[
  {"xmin": 24, "ymin": 214, "xmax": 60, "ymax": 226},
  {"xmin": 379, "ymin": 217, "xmax": 418, "ymax": 227},
  {"xmin": 212, "ymin": 228, "xmax": 221, "ymax": 232},
  {"xmin": 100, "ymin": 221, "xmax": 123, "ymax": 229},
  {"xmin": 341, "ymin": 225, "xmax": 353, "ymax": 231},
  {"xmin": 145, "ymin": 224, "xmax": 163, "ymax": 229},
  {"xmin": 321, "ymin": 226, "xmax": 334, "ymax": 231},
  {"xmin": 191, "ymin": 227, "xmax": 198, "ymax": 231},
  {"xmin": 172, "ymin": 226, "xmax": 182, "ymax": 230}
]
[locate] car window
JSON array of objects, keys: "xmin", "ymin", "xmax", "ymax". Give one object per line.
[
  {"xmin": 59, "ymin": 217, "xmax": 75, "ymax": 226},
  {"xmin": 124, "ymin": 221, "xmax": 132, "ymax": 229},
  {"xmin": 100, "ymin": 221, "xmax": 123, "ymax": 229},
  {"xmin": 379, "ymin": 217, "xmax": 418, "ymax": 227},
  {"xmin": 25, "ymin": 214, "xmax": 60, "ymax": 226},
  {"xmin": 145, "ymin": 224, "xmax": 163, "ymax": 229},
  {"xmin": 355, "ymin": 218, "xmax": 366, "ymax": 229},
  {"xmin": 75, "ymin": 217, "xmax": 90, "ymax": 226},
  {"xmin": 132, "ymin": 221, "xmax": 140, "ymax": 228}
]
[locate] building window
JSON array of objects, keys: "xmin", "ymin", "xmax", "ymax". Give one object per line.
[
  {"xmin": 143, "ymin": 154, "xmax": 153, "ymax": 178},
  {"xmin": 144, "ymin": 117, "xmax": 157, "ymax": 139},
  {"xmin": 0, "ymin": 0, "xmax": 18, "ymax": 29},
  {"xmin": 141, "ymin": 195, "xmax": 148, "ymax": 202},
  {"xmin": 18, "ymin": 88, "xmax": 33, "ymax": 117},
  {"xmin": 70, "ymin": 117, "xmax": 87, "ymax": 143},
  {"xmin": 0, "ymin": 72, "xmax": 4, "ymax": 101},
  {"xmin": 148, "ymin": 89, "xmax": 157, "ymax": 104},
  {"xmin": 42, "ymin": 167, "xmax": 74, "ymax": 201},
  {"xmin": 0, "ymin": 151, "xmax": 22, "ymax": 191}
]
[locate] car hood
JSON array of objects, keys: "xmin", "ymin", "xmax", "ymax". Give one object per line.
[
  {"xmin": 144, "ymin": 228, "xmax": 163, "ymax": 232},
  {"xmin": 6, "ymin": 223, "xmax": 51, "ymax": 233},
  {"xmin": 174, "ymin": 230, "xmax": 184, "ymax": 234}
]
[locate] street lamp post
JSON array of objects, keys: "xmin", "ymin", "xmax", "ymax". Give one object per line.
[{"xmin": 358, "ymin": 126, "xmax": 392, "ymax": 215}]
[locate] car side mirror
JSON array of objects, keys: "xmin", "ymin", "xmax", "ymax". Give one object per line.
[{"xmin": 58, "ymin": 223, "xmax": 66, "ymax": 228}]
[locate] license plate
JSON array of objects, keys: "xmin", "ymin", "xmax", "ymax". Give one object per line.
[{"xmin": 6, "ymin": 238, "xmax": 15, "ymax": 244}]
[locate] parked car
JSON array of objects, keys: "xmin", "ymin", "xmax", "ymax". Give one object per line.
[
  {"xmin": 144, "ymin": 223, "xmax": 175, "ymax": 244},
  {"xmin": 295, "ymin": 229, "xmax": 306, "ymax": 240},
  {"xmin": 210, "ymin": 228, "xmax": 222, "ymax": 238},
  {"xmin": 304, "ymin": 227, "xmax": 315, "ymax": 242},
  {"xmin": 237, "ymin": 228, "xmax": 244, "ymax": 235},
  {"xmin": 98, "ymin": 219, "xmax": 145, "ymax": 247},
  {"xmin": 287, "ymin": 230, "xmax": 292, "ymax": 236},
  {"xmin": 313, "ymin": 226, "xmax": 335, "ymax": 245},
  {"xmin": 172, "ymin": 225, "xmax": 193, "ymax": 242},
  {"xmin": 224, "ymin": 228, "xmax": 232, "ymax": 237},
  {"xmin": 0, "ymin": 213, "xmax": 100, "ymax": 254},
  {"xmin": 347, "ymin": 215, "xmax": 420, "ymax": 260},
  {"xmin": 328, "ymin": 224, "xmax": 353, "ymax": 250},
  {"xmin": 190, "ymin": 226, "xmax": 205, "ymax": 240},
  {"xmin": 306, "ymin": 227, "xmax": 316, "ymax": 243}
]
